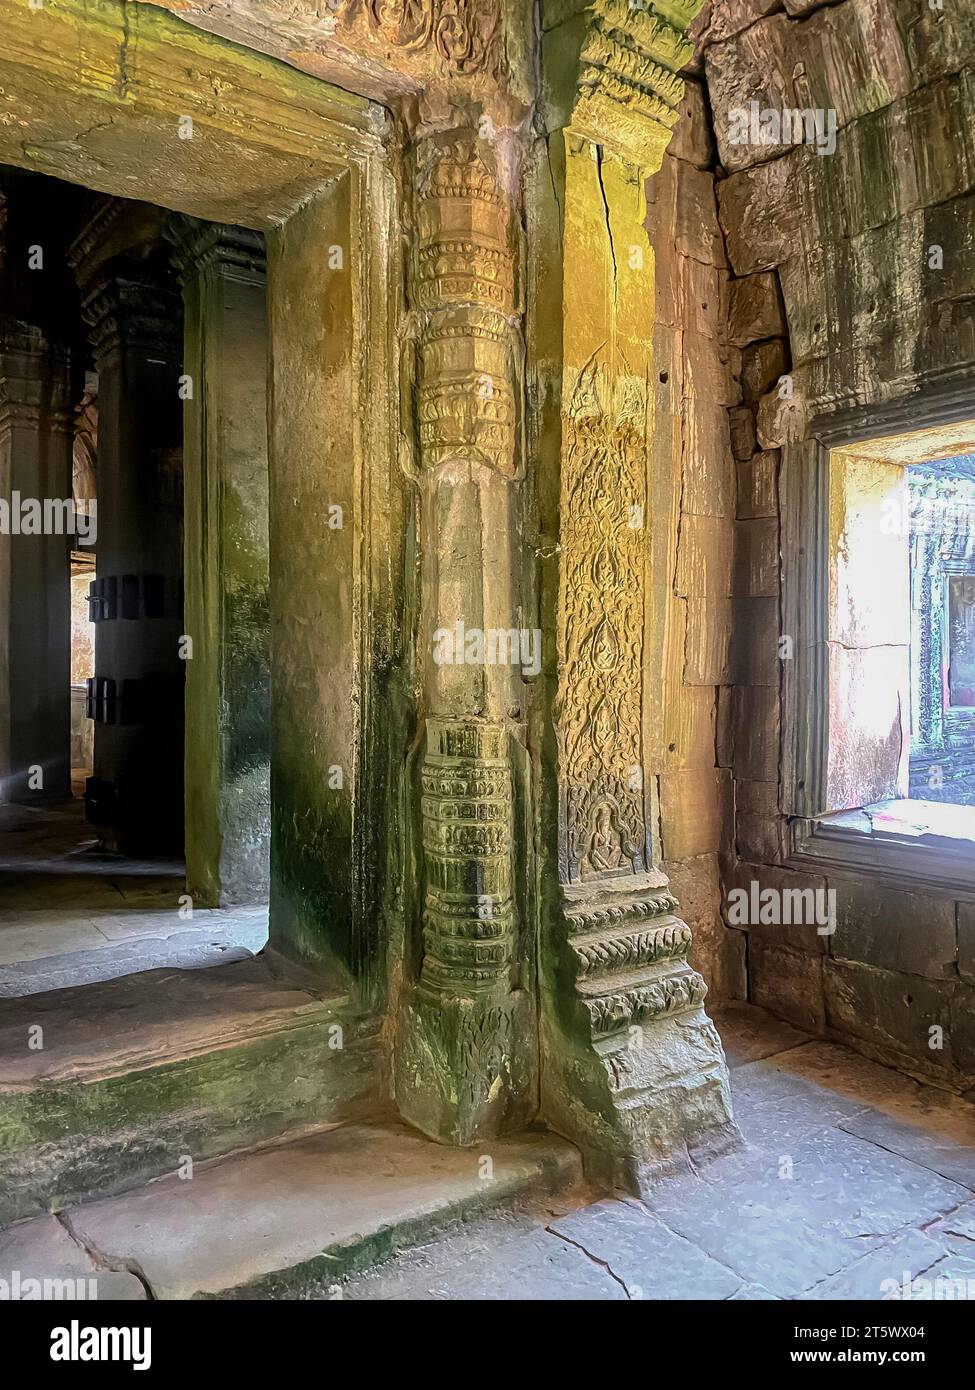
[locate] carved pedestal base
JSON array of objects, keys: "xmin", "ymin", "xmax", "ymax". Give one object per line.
[
  {"xmin": 395, "ymin": 986, "xmax": 536, "ymax": 1147},
  {"xmin": 544, "ymin": 873, "xmax": 738, "ymax": 1193}
]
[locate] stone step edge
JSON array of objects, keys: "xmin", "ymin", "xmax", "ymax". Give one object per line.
[{"xmin": 198, "ymin": 1132, "xmax": 585, "ymax": 1299}]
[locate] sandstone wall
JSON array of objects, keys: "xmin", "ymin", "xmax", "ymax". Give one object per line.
[
  {"xmin": 695, "ymin": 0, "xmax": 975, "ymax": 1087},
  {"xmin": 645, "ymin": 80, "xmax": 744, "ymax": 1002}
]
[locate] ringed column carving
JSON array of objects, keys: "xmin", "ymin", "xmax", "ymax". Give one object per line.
[
  {"xmin": 394, "ymin": 131, "xmax": 537, "ymax": 1146},
  {"xmin": 532, "ymin": 0, "xmax": 738, "ymax": 1191}
]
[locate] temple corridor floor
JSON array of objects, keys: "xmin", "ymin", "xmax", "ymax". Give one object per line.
[
  {"xmin": 0, "ymin": 799, "xmax": 268, "ymax": 995},
  {"xmin": 2, "ymin": 1003, "xmax": 975, "ymax": 1299},
  {"xmin": 332, "ymin": 1005, "xmax": 975, "ymax": 1301}
]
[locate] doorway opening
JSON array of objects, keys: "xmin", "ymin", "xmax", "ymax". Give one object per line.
[{"xmin": 0, "ymin": 166, "xmax": 270, "ymax": 995}]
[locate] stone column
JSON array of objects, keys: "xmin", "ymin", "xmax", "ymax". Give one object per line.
[
  {"xmin": 71, "ymin": 208, "xmax": 184, "ymax": 855},
  {"xmin": 0, "ymin": 319, "xmax": 73, "ymax": 803},
  {"xmin": 171, "ymin": 220, "xmax": 270, "ymax": 906},
  {"xmin": 530, "ymin": 0, "xmax": 737, "ymax": 1191},
  {"xmin": 393, "ymin": 131, "xmax": 537, "ymax": 1146}
]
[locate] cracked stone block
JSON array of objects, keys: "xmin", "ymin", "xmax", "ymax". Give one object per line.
[
  {"xmin": 643, "ymin": 1127, "xmax": 969, "ymax": 1298},
  {"xmin": 925, "ymin": 1199, "xmax": 975, "ymax": 1258},
  {"xmin": 838, "ymin": 1106, "xmax": 975, "ymax": 1191},
  {"xmin": 0, "ymin": 1215, "xmax": 145, "ymax": 1301},
  {"xmin": 550, "ymin": 1199, "xmax": 742, "ymax": 1300},
  {"xmin": 898, "ymin": 1253, "xmax": 975, "ymax": 1299},
  {"xmin": 394, "ymin": 1228, "xmax": 627, "ymax": 1301},
  {"xmin": 805, "ymin": 1229, "xmax": 950, "ymax": 1301}
]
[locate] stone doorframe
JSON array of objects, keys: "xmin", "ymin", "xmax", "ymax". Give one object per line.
[
  {"xmin": 0, "ymin": 0, "xmax": 401, "ymax": 1006},
  {"xmin": 0, "ymin": 0, "xmax": 737, "ymax": 1188}
]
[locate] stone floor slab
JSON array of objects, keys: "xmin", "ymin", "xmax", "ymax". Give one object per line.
[
  {"xmin": 804, "ymin": 1228, "xmax": 948, "ymax": 1300},
  {"xmin": 837, "ymin": 1102, "xmax": 975, "ymax": 1192},
  {"xmin": 550, "ymin": 1198, "xmax": 742, "ymax": 1299},
  {"xmin": 393, "ymin": 1228, "xmax": 626, "ymax": 1301},
  {"xmin": 712, "ymin": 1003, "xmax": 813, "ymax": 1068},
  {"xmin": 644, "ymin": 1127, "xmax": 970, "ymax": 1298}
]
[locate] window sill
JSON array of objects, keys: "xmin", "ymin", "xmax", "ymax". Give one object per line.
[{"xmin": 788, "ymin": 798, "xmax": 975, "ymax": 897}]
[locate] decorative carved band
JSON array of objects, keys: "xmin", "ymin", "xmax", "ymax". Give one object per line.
[
  {"xmin": 571, "ymin": 919, "xmax": 692, "ymax": 978},
  {"xmin": 583, "ymin": 970, "xmax": 708, "ymax": 1035},
  {"xmin": 564, "ymin": 890, "xmax": 678, "ymax": 934},
  {"xmin": 167, "ymin": 219, "xmax": 266, "ymax": 283},
  {"xmin": 572, "ymin": 0, "xmax": 699, "ymax": 169},
  {"xmin": 419, "ymin": 717, "xmax": 515, "ymax": 997},
  {"xmin": 79, "ymin": 273, "xmax": 182, "ymax": 363},
  {"xmin": 347, "ymin": 0, "xmax": 501, "ymax": 75},
  {"xmin": 412, "ymin": 135, "xmax": 518, "ymax": 479}
]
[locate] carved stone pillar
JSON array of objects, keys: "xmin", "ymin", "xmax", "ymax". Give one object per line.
[
  {"xmin": 70, "ymin": 204, "xmax": 185, "ymax": 854},
  {"xmin": 0, "ymin": 320, "xmax": 73, "ymax": 803},
  {"xmin": 394, "ymin": 132, "xmax": 538, "ymax": 1146},
  {"xmin": 170, "ymin": 220, "xmax": 270, "ymax": 906},
  {"xmin": 530, "ymin": 0, "xmax": 737, "ymax": 1191}
]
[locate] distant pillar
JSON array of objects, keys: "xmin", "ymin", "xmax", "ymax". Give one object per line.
[
  {"xmin": 0, "ymin": 319, "xmax": 73, "ymax": 802},
  {"xmin": 171, "ymin": 219, "xmax": 270, "ymax": 906},
  {"xmin": 72, "ymin": 211, "xmax": 185, "ymax": 855}
]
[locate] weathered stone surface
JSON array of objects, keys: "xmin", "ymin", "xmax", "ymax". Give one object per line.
[
  {"xmin": 840, "ymin": 1100, "xmax": 975, "ymax": 1191},
  {"xmin": 646, "ymin": 155, "xmax": 726, "ymax": 268},
  {"xmin": 684, "ymin": 596, "xmax": 732, "ymax": 685},
  {"xmin": 733, "ymin": 518, "xmax": 779, "ymax": 597},
  {"xmin": 824, "ymin": 959, "xmax": 961, "ymax": 1078},
  {"xmin": 731, "ymin": 596, "xmax": 779, "ymax": 686},
  {"xmin": 705, "ymin": 1, "xmax": 921, "ymax": 174},
  {"xmin": 550, "ymin": 1199, "xmax": 741, "ymax": 1299},
  {"xmin": 0, "ymin": 958, "xmax": 380, "ymax": 1224},
  {"xmin": 741, "ymin": 338, "xmax": 788, "ymax": 403},
  {"xmin": 693, "ymin": 0, "xmax": 785, "ymax": 51},
  {"xmin": 755, "ymin": 378, "xmax": 808, "ymax": 448},
  {"xmin": 660, "ymin": 768, "xmax": 733, "ymax": 860},
  {"xmin": 0, "ymin": 1215, "xmax": 145, "ymax": 1301},
  {"xmin": 832, "ymin": 880, "xmax": 957, "ymax": 980},
  {"xmin": 62, "ymin": 1124, "xmax": 582, "ymax": 1298},
  {"xmin": 726, "ymin": 861, "xmax": 830, "ymax": 954},
  {"xmin": 666, "ymin": 77, "xmax": 717, "ymax": 170},
  {"xmin": 737, "ymin": 450, "xmax": 779, "ymax": 519},
  {"xmin": 960, "ymin": 904, "xmax": 975, "ymax": 983},
  {"xmin": 951, "ymin": 985, "xmax": 975, "ymax": 1075},
  {"xmin": 826, "ymin": 643, "xmax": 909, "ymax": 811},
  {"xmin": 726, "ymin": 272, "xmax": 788, "ymax": 346},
  {"xmin": 736, "ymin": 808, "xmax": 787, "ymax": 864},
  {"xmin": 647, "ymin": 1125, "xmax": 969, "ymax": 1298},
  {"xmin": 732, "ymin": 684, "xmax": 779, "ymax": 778},
  {"xmin": 805, "ymin": 1229, "xmax": 950, "ymax": 1301},
  {"xmin": 676, "ymin": 514, "xmax": 734, "ymax": 597},
  {"xmin": 667, "ymin": 852, "xmax": 747, "ymax": 1002},
  {"xmin": 710, "ymin": 1001, "xmax": 812, "ymax": 1067},
  {"xmin": 729, "ymin": 405, "xmax": 758, "ymax": 460},
  {"xmin": 749, "ymin": 940, "xmax": 826, "ymax": 1032}
]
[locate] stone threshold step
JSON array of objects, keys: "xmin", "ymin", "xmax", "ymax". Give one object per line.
[
  {"xmin": 0, "ymin": 1122, "xmax": 584, "ymax": 1300},
  {"xmin": 0, "ymin": 955, "xmax": 339, "ymax": 1086},
  {"xmin": 0, "ymin": 957, "xmax": 380, "ymax": 1224}
]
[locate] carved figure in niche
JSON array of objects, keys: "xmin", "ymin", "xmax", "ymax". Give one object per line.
[{"xmin": 582, "ymin": 800, "xmax": 631, "ymax": 878}]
